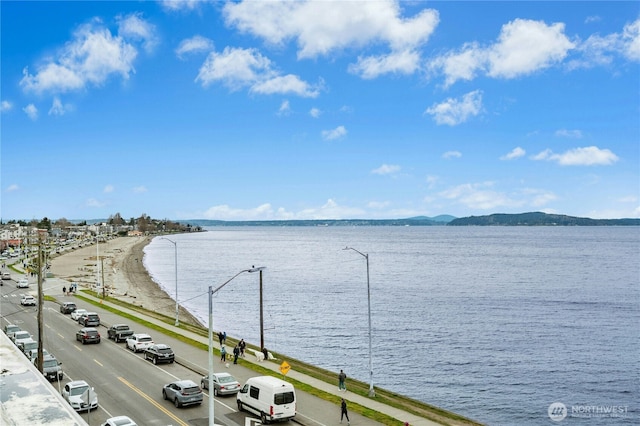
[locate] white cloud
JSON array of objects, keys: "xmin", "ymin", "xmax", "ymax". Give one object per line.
[
  {"xmin": 532, "ymin": 146, "xmax": 619, "ymax": 166},
  {"xmin": 196, "ymin": 47, "xmax": 320, "ymax": 97},
  {"xmin": 425, "ymin": 90, "xmax": 483, "ymax": 126},
  {"xmin": 175, "ymin": 35, "xmax": 214, "ymax": 59},
  {"xmin": 1, "ymin": 100, "xmax": 12, "ymax": 112},
  {"xmin": 103, "ymin": 185, "xmax": 114, "ymax": 193},
  {"xmin": 439, "ymin": 182, "xmax": 523, "ymax": 210},
  {"xmin": 348, "ymin": 49, "xmax": 421, "ymax": 79},
  {"xmin": 309, "ymin": 107, "xmax": 321, "ymax": 118},
  {"xmin": 23, "ymin": 104, "xmax": 38, "ymax": 121},
  {"xmin": 223, "ymin": 0, "xmax": 439, "ymax": 78},
  {"xmin": 48, "ymin": 97, "xmax": 72, "ymax": 116},
  {"xmin": 6, "ymin": 184, "xmax": 19, "ymax": 192},
  {"xmin": 86, "ymin": 198, "xmax": 106, "ymax": 208},
  {"xmin": 159, "ymin": 0, "xmax": 202, "ymax": 12},
  {"xmin": 132, "ymin": 186, "xmax": 147, "ymax": 193},
  {"xmin": 200, "ymin": 199, "xmax": 365, "ymax": 220},
  {"xmin": 321, "ymin": 125, "xmax": 347, "ymax": 141},
  {"xmin": 426, "ymin": 175, "xmax": 439, "ymax": 189},
  {"xmin": 622, "ymin": 18, "xmax": 640, "ymax": 61},
  {"xmin": 20, "ymin": 18, "xmax": 144, "ymax": 95},
  {"xmin": 372, "ymin": 164, "xmax": 401, "ymax": 175},
  {"xmin": 117, "ymin": 12, "xmax": 158, "ymax": 53},
  {"xmin": 429, "ymin": 19, "xmax": 574, "ymax": 86},
  {"xmin": 367, "ymin": 200, "xmax": 390, "ymax": 209},
  {"xmin": 500, "ymin": 147, "xmax": 526, "ymax": 160},
  {"xmin": 442, "ymin": 151, "xmax": 462, "ymax": 159},
  {"xmin": 277, "ymin": 100, "xmax": 291, "ymax": 116},
  {"xmin": 555, "ymin": 129, "xmax": 583, "ymax": 139}
]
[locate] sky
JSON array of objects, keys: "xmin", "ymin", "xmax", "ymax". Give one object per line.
[{"xmin": 1, "ymin": 1, "xmax": 639, "ymax": 222}]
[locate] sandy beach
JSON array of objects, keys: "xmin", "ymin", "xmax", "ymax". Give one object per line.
[{"xmin": 48, "ymin": 236, "xmax": 202, "ymax": 326}]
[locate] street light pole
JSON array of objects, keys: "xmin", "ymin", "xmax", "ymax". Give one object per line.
[
  {"xmin": 161, "ymin": 237, "xmax": 179, "ymax": 327},
  {"xmin": 343, "ymin": 246, "xmax": 375, "ymax": 397},
  {"xmin": 207, "ymin": 266, "xmax": 266, "ymax": 426}
]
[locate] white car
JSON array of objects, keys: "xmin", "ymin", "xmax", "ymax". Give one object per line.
[
  {"xmin": 70, "ymin": 308, "xmax": 88, "ymax": 321},
  {"xmin": 62, "ymin": 380, "xmax": 98, "ymax": 411},
  {"xmin": 17, "ymin": 278, "xmax": 29, "ymax": 288},
  {"xmin": 101, "ymin": 416, "xmax": 138, "ymax": 426},
  {"xmin": 20, "ymin": 295, "xmax": 36, "ymax": 306},
  {"xmin": 12, "ymin": 330, "xmax": 32, "ymax": 345},
  {"xmin": 126, "ymin": 333, "xmax": 153, "ymax": 353}
]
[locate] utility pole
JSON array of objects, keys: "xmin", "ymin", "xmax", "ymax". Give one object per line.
[{"xmin": 36, "ymin": 233, "xmax": 44, "ymax": 374}]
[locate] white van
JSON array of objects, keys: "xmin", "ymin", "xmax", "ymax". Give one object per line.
[{"xmin": 236, "ymin": 376, "xmax": 296, "ymax": 423}]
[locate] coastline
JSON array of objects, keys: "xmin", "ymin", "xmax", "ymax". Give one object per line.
[{"xmin": 49, "ymin": 235, "xmax": 203, "ymax": 327}]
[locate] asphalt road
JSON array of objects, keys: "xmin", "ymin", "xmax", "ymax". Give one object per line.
[{"xmin": 1, "ymin": 279, "xmax": 378, "ymax": 426}]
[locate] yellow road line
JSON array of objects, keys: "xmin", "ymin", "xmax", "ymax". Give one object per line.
[{"xmin": 118, "ymin": 377, "xmax": 188, "ymax": 426}]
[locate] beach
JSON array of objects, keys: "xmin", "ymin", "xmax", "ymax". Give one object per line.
[{"xmin": 48, "ymin": 236, "xmax": 202, "ymax": 326}]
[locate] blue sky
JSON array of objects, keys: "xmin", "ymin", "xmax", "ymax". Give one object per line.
[{"xmin": 1, "ymin": 1, "xmax": 639, "ymax": 221}]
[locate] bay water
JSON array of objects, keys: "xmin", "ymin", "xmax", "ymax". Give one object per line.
[{"xmin": 143, "ymin": 226, "xmax": 639, "ymax": 425}]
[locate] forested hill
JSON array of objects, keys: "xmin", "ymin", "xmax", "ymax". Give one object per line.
[
  {"xmin": 180, "ymin": 212, "xmax": 639, "ymax": 227},
  {"xmin": 447, "ymin": 212, "xmax": 640, "ymax": 226}
]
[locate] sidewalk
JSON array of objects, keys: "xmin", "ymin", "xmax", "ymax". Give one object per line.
[{"xmin": 45, "ymin": 276, "xmax": 441, "ymax": 426}]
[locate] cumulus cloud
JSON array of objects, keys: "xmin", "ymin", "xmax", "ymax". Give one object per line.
[
  {"xmin": 500, "ymin": 147, "xmax": 526, "ymax": 160},
  {"xmin": 1, "ymin": 100, "xmax": 12, "ymax": 112},
  {"xmin": 23, "ymin": 104, "xmax": 38, "ymax": 120},
  {"xmin": 429, "ymin": 18, "xmax": 574, "ymax": 87},
  {"xmin": 19, "ymin": 15, "xmax": 154, "ymax": 95},
  {"xmin": 321, "ymin": 125, "xmax": 347, "ymax": 141},
  {"xmin": 86, "ymin": 198, "xmax": 106, "ymax": 208},
  {"xmin": 532, "ymin": 146, "xmax": 619, "ymax": 166},
  {"xmin": 425, "ymin": 90, "xmax": 483, "ymax": 126},
  {"xmin": 223, "ymin": 0, "xmax": 439, "ymax": 78},
  {"xmin": 439, "ymin": 182, "xmax": 556, "ymax": 211},
  {"xmin": 176, "ymin": 35, "xmax": 214, "ymax": 59},
  {"xmin": 309, "ymin": 107, "xmax": 321, "ymax": 118},
  {"xmin": 200, "ymin": 199, "xmax": 365, "ymax": 220},
  {"xmin": 159, "ymin": 0, "xmax": 203, "ymax": 12},
  {"xmin": 48, "ymin": 97, "xmax": 72, "ymax": 116},
  {"xmin": 372, "ymin": 164, "xmax": 401, "ymax": 175},
  {"xmin": 277, "ymin": 100, "xmax": 291, "ymax": 116},
  {"xmin": 196, "ymin": 47, "xmax": 321, "ymax": 97},
  {"xmin": 6, "ymin": 184, "xmax": 20, "ymax": 192}
]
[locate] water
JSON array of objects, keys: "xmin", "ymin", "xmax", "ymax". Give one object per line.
[{"xmin": 143, "ymin": 226, "xmax": 640, "ymax": 425}]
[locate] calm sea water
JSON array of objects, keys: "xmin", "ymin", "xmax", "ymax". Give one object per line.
[{"xmin": 143, "ymin": 226, "xmax": 639, "ymax": 425}]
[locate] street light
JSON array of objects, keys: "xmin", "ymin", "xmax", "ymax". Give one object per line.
[
  {"xmin": 160, "ymin": 237, "xmax": 179, "ymax": 327},
  {"xmin": 343, "ymin": 246, "xmax": 375, "ymax": 397},
  {"xmin": 207, "ymin": 266, "xmax": 265, "ymax": 426}
]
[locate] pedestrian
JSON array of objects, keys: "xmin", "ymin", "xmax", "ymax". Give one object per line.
[
  {"xmin": 63, "ymin": 286, "xmax": 66, "ymax": 295},
  {"xmin": 239, "ymin": 339, "xmax": 246, "ymax": 357},
  {"xmin": 218, "ymin": 331, "xmax": 223, "ymax": 345},
  {"xmin": 262, "ymin": 347, "xmax": 269, "ymax": 361},
  {"xmin": 220, "ymin": 346, "xmax": 227, "ymax": 362},
  {"xmin": 338, "ymin": 369, "xmax": 347, "ymax": 391},
  {"xmin": 222, "ymin": 331, "xmax": 227, "ymax": 344},
  {"xmin": 340, "ymin": 398, "xmax": 350, "ymax": 425},
  {"xmin": 233, "ymin": 345, "xmax": 240, "ymax": 364}
]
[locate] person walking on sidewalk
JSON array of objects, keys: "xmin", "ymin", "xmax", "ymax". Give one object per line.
[
  {"xmin": 233, "ymin": 345, "xmax": 240, "ymax": 364},
  {"xmin": 220, "ymin": 346, "xmax": 227, "ymax": 362},
  {"xmin": 340, "ymin": 398, "xmax": 350, "ymax": 425},
  {"xmin": 338, "ymin": 369, "xmax": 347, "ymax": 391}
]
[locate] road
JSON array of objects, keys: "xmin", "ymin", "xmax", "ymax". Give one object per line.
[{"xmin": 1, "ymin": 277, "xmax": 379, "ymax": 426}]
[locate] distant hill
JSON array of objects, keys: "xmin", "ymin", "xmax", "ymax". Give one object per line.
[{"xmin": 448, "ymin": 212, "xmax": 640, "ymax": 226}]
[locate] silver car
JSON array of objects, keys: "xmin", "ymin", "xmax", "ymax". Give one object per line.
[
  {"xmin": 162, "ymin": 380, "xmax": 203, "ymax": 408},
  {"xmin": 201, "ymin": 372, "xmax": 241, "ymax": 396}
]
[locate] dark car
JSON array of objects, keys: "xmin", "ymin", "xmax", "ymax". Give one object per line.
[
  {"xmin": 79, "ymin": 312, "xmax": 100, "ymax": 327},
  {"xmin": 76, "ymin": 327, "xmax": 101, "ymax": 344},
  {"xmin": 60, "ymin": 302, "xmax": 77, "ymax": 314},
  {"xmin": 162, "ymin": 380, "xmax": 203, "ymax": 408},
  {"xmin": 144, "ymin": 344, "xmax": 175, "ymax": 364}
]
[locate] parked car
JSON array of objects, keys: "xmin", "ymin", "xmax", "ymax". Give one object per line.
[
  {"xmin": 76, "ymin": 327, "xmax": 101, "ymax": 344},
  {"xmin": 79, "ymin": 312, "xmax": 100, "ymax": 327},
  {"xmin": 2, "ymin": 271, "xmax": 11, "ymax": 280},
  {"xmin": 62, "ymin": 380, "xmax": 98, "ymax": 411},
  {"xmin": 28, "ymin": 348, "xmax": 50, "ymax": 363},
  {"xmin": 60, "ymin": 302, "xmax": 77, "ymax": 314},
  {"xmin": 101, "ymin": 416, "xmax": 138, "ymax": 426},
  {"xmin": 12, "ymin": 330, "xmax": 32, "ymax": 345},
  {"xmin": 20, "ymin": 295, "xmax": 36, "ymax": 306},
  {"xmin": 201, "ymin": 372, "xmax": 241, "ymax": 396},
  {"xmin": 4, "ymin": 324, "xmax": 21, "ymax": 340},
  {"xmin": 162, "ymin": 380, "xmax": 203, "ymax": 408},
  {"xmin": 17, "ymin": 278, "xmax": 29, "ymax": 288},
  {"xmin": 107, "ymin": 324, "xmax": 134, "ymax": 343},
  {"xmin": 70, "ymin": 308, "xmax": 88, "ymax": 321},
  {"xmin": 126, "ymin": 333, "xmax": 153, "ymax": 353},
  {"xmin": 19, "ymin": 338, "xmax": 38, "ymax": 355},
  {"xmin": 144, "ymin": 343, "xmax": 175, "ymax": 364},
  {"xmin": 39, "ymin": 354, "xmax": 64, "ymax": 381},
  {"xmin": 101, "ymin": 416, "xmax": 137, "ymax": 426}
]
